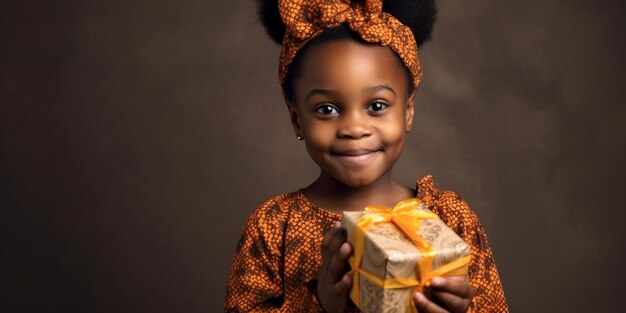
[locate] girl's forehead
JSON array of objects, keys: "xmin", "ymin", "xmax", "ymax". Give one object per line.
[
  {"xmin": 304, "ymin": 40, "xmax": 398, "ymax": 67},
  {"xmin": 295, "ymin": 40, "xmax": 408, "ymax": 96}
]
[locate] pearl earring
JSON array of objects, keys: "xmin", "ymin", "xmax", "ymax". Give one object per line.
[{"xmin": 297, "ymin": 135, "xmax": 304, "ymax": 141}]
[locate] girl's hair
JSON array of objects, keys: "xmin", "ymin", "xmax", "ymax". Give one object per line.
[{"xmin": 256, "ymin": 0, "xmax": 438, "ymax": 101}]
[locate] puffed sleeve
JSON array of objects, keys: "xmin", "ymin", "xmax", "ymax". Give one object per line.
[
  {"xmin": 224, "ymin": 201, "xmax": 286, "ymax": 312},
  {"xmin": 434, "ymin": 191, "xmax": 509, "ymax": 313},
  {"xmin": 224, "ymin": 198, "xmax": 325, "ymax": 312}
]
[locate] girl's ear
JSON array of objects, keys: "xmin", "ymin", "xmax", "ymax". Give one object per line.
[
  {"xmin": 405, "ymin": 90, "xmax": 416, "ymax": 132},
  {"xmin": 286, "ymin": 101, "xmax": 303, "ymax": 138}
]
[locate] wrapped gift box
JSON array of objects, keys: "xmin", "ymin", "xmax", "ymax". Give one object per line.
[{"xmin": 342, "ymin": 198, "xmax": 471, "ymax": 313}]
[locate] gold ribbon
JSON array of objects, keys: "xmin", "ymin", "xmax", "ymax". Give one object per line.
[{"xmin": 347, "ymin": 198, "xmax": 471, "ymax": 313}]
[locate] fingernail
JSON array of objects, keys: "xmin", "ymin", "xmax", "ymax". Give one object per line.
[
  {"xmin": 414, "ymin": 292, "xmax": 425, "ymax": 303},
  {"xmin": 431, "ymin": 277, "xmax": 443, "ymax": 286},
  {"xmin": 343, "ymin": 273, "xmax": 352, "ymax": 282},
  {"xmin": 334, "ymin": 221, "xmax": 341, "ymax": 228},
  {"xmin": 341, "ymin": 242, "xmax": 352, "ymax": 251}
]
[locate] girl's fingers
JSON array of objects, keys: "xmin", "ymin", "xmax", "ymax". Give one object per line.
[
  {"xmin": 321, "ymin": 222, "xmax": 341, "ymax": 258},
  {"xmin": 325, "ymin": 224, "xmax": 345, "ymax": 249},
  {"xmin": 316, "ymin": 223, "xmax": 352, "ymax": 313},
  {"xmin": 333, "ymin": 273, "xmax": 352, "ymax": 295},
  {"xmin": 319, "ymin": 229, "xmax": 334, "ymax": 274},
  {"xmin": 320, "ymin": 223, "xmax": 350, "ymax": 282},
  {"xmin": 327, "ymin": 242, "xmax": 352, "ymax": 279},
  {"xmin": 428, "ymin": 276, "xmax": 472, "ymax": 312},
  {"xmin": 324, "ymin": 227, "xmax": 347, "ymax": 260},
  {"xmin": 413, "ymin": 292, "xmax": 448, "ymax": 313},
  {"xmin": 430, "ymin": 276, "xmax": 472, "ymax": 299},
  {"xmin": 428, "ymin": 290, "xmax": 468, "ymax": 313}
]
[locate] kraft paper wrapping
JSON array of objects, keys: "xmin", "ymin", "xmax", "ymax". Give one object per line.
[{"xmin": 342, "ymin": 200, "xmax": 471, "ymax": 313}]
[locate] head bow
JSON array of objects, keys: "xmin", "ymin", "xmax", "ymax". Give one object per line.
[{"xmin": 278, "ymin": 0, "xmax": 422, "ymax": 88}]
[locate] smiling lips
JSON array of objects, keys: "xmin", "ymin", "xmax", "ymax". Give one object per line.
[{"xmin": 331, "ymin": 148, "xmax": 382, "ymax": 165}]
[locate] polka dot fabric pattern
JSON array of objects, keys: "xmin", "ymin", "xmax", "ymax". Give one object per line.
[
  {"xmin": 278, "ymin": 0, "xmax": 422, "ymax": 88},
  {"xmin": 224, "ymin": 175, "xmax": 509, "ymax": 312}
]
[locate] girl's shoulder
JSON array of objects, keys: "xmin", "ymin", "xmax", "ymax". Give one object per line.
[
  {"xmin": 245, "ymin": 191, "xmax": 301, "ymax": 224},
  {"xmin": 236, "ymin": 192, "xmax": 300, "ymax": 249},
  {"xmin": 238, "ymin": 190, "xmax": 339, "ymax": 251},
  {"xmin": 416, "ymin": 175, "xmax": 482, "ymax": 233},
  {"xmin": 243, "ymin": 189, "xmax": 332, "ymax": 230}
]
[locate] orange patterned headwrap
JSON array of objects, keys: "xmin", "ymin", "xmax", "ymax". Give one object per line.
[{"xmin": 278, "ymin": 0, "xmax": 422, "ymax": 88}]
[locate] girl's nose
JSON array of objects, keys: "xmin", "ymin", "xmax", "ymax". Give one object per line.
[{"xmin": 336, "ymin": 111, "xmax": 372, "ymax": 139}]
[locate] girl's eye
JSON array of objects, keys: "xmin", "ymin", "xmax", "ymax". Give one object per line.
[
  {"xmin": 367, "ymin": 101, "xmax": 388, "ymax": 112},
  {"xmin": 315, "ymin": 104, "xmax": 339, "ymax": 115}
]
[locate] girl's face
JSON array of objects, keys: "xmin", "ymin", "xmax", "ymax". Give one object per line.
[{"xmin": 288, "ymin": 39, "xmax": 415, "ymax": 188}]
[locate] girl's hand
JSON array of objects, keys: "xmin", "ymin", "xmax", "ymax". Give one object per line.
[
  {"xmin": 317, "ymin": 222, "xmax": 353, "ymax": 313},
  {"xmin": 413, "ymin": 276, "xmax": 473, "ymax": 313}
]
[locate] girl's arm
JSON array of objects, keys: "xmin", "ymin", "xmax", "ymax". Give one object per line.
[
  {"xmin": 463, "ymin": 215, "xmax": 508, "ymax": 312},
  {"xmin": 436, "ymin": 192, "xmax": 509, "ymax": 313},
  {"xmin": 224, "ymin": 200, "xmax": 326, "ymax": 312},
  {"xmin": 224, "ymin": 206, "xmax": 285, "ymax": 312}
]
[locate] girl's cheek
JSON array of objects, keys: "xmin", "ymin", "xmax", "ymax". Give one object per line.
[
  {"xmin": 306, "ymin": 121, "xmax": 336, "ymax": 137},
  {"xmin": 379, "ymin": 122, "xmax": 405, "ymax": 141}
]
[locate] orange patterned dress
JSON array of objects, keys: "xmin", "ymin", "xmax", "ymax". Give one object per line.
[{"xmin": 225, "ymin": 175, "xmax": 508, "ymax": 312}]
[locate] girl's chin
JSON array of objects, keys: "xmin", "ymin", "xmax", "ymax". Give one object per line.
[
  {"xmin": 334, "ymin": 174, "xmax": 383, "ymax": 189},
  {"xmin": 318, "ymin": 166, "xmax": 391, "ymax": 189}
]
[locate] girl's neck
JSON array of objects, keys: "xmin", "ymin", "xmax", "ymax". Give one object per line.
[{"xmin": 303, "ymin": 171, "xmax": 414, "ymax": 214}]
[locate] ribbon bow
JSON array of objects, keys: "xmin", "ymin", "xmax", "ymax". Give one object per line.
[
  {"xmin": 348, "ymin": 198, "xmax": 471, "ymax": 313},
  {"xmin": 278, "ymin": 0, "xmax": 421, "ymax": 87}
]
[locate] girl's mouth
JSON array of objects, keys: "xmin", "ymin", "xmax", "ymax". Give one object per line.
[{"xmin": 331, "ymin": 149, "xmax": 382, "ymax": 166}]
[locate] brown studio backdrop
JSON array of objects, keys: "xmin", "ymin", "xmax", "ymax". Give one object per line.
[{"xmin": 1, "ymin": 0, "xmax": 625, "ymax": 312}]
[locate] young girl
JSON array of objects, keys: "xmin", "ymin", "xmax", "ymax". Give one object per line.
[{"xmin": 225, "ymin": 0, "xmax": 508, "ymax": 312}]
